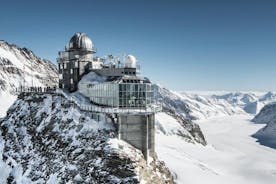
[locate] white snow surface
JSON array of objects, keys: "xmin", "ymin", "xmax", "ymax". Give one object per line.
[
  {"xmin": 156, "ymin": 115, "xmax": 276, "ymax": 184},
  {"xmin": 78, "ymin": 71, "xmax": 107, "ymax": 84}
]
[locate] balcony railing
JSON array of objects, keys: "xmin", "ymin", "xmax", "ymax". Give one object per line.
[{"xmin": 12, "ymin": 87, "xmax": 162, "ymax": 114}]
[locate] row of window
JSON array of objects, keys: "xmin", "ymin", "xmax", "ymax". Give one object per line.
[
  {"xmin": 119, "ymin": 83, "xmax": 154, "ymax": 92},
  {"xmin": 123, "ymin": 71, "xmax": 136, "ymax": 75}
]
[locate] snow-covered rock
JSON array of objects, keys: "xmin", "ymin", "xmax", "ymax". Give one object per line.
[
  {"xmin": 0, "ymin": 40, "xmax": 58, "ymax": 117},
  {"xmin": 0, "ymin": 93, "xmax": 175, "ymax": 183},
  {"xmin": 252, "ymin": 103, "xmax": 276, "ymax": 148},
  {"xmin": 79, "ymin": 71, "xmax": 107, "ymax": 84},
  {"xmin": 155, "ymin": 85, "xmax": 207, "ymax": 145},
  {"xmin": 252, "ymin": 102, "xmax": 276, "ymax": 124},
  {"xmin": 156, "ymin": 112, "xmax": 206, "ymax": 145},
  {"xmin": 155, "ymin": 85, "xmax": 194, "ymax": 120},
  {"xmin": 253, "ymin": 120, "xmax": 276, "ymax": 149}
]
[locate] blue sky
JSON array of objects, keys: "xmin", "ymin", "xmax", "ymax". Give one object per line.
[{"xmin": 1, "ymin": 0, "xmax": 276, "ymax": 91}]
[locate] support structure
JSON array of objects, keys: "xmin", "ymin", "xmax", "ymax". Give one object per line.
[{"xmin": 117, "ymin": 114, "xmax": 155, "ymax": 161}]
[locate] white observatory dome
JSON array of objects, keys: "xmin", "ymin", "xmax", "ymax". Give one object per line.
[
  {"xmin": 125, "ymin": 55, "xmax": 137, "ymax": 68},
  {"xmin": 68, "ymin": 32, "xmax": 94, "ymax": 52}
]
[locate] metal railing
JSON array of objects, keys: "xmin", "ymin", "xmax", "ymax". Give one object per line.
[{"xmin": 12, "ymin": 87, "xmax": 162, "ymax": 115}]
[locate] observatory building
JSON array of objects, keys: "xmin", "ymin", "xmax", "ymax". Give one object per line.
[{"xmin": 57, "ymin": 33, "xmax": 160, "ymax": 160}]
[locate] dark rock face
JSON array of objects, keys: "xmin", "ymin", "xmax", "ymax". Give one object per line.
[
  {"xmin": 252, "ymin": 121, "xmax": 276, "ymax": 149},
  {"xmin": 252, "ymin": 103, "xmax": 276, "ymax": 149},
  {"xmin": 243, "ymin": 101, "xmax": 258, "ymax": 114},
  {"xmin": 0, "ymin": 93, "xmax": 175, "ymax": 184},
  {"xmin": 252, "ymin": 103, "xmax": 276, "ymax": 124}
]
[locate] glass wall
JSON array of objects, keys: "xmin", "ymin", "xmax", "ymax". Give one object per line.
[
  {"xmin": 79, "ymin": 82, "xmax": 154, "ymax": 108},
  {"xmin": 88, "ymin": 83, "xmax": 119, "ymax": 107},
  {"xmin": 118, "ymin": 83, "xmax": 153, "ymax": 108}
]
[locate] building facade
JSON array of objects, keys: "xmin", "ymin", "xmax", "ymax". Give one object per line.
[
  {"xmin": 58, "ymin": 32, "xmax": 99, "ymax": 92},
  {"xmin": 58, "ymin": 33, "xmax": 160, "ymax": 161}
]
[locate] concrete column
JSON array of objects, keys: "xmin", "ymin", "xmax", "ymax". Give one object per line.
[
  {"xmin": 118, "ymin": 116, "xmax": 121, "ymax": 140},
  {"xmin": 117, "ymin": 113, "xmax": 155, "ymax": 161},
  {"xmin": 145, "ymin": 114, "xmax": 149, "ymax": 162}
]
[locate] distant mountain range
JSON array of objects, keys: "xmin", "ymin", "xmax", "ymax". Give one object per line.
[{"xmin": 178, "ymin": 90, "xmax": 276, "ymax": 119}]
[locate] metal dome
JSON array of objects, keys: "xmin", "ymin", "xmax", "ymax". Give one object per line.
[
  {"xmin": 68, "ymin": 32, "xmax": 95, "ymax": 52},
  {"xmin": 125, "ymin": 55, "xmax": 137, "ymax": 68}
]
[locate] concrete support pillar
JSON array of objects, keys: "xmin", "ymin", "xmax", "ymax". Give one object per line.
[
  {"xmin": 118, "ymin": 116, "xmax": 122, "ymax": 140},
  {"xmin": 117, "ymin": 113, "xmax": 155, "ymax": 161}
]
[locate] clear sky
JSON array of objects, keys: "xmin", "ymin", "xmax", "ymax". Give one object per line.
[{"xmin": 1, "ymin": 0, "xmax": 276, "ymax": 91}]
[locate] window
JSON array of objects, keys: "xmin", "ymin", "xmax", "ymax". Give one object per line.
[
  {"xmin": 70, "ymin": 78, "xmax": 73, "ymax": 84},
  {"xmin": 70, "ymin": 69, "xmax": 73, "ymax": 74}
]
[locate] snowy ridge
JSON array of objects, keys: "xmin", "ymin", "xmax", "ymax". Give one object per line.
[
  {"xmin": 156, "ymin": 82, "xmax": 276, "ymax": 121},
  {"xmin": 155, "ymin": 84, "xmax": 194, "ymax": 120},
  {"xmin": 155, "ymin": 85, "xmax": 207, "ymax": 145},
  {"xmin": 156, "ymin": 83, "xmax": 276, "ymax": 121},
  {"xmin": 0, "ymin": 40, "xmax": 58, "ymax": 117},
  {"xmin": 0, "ymin": 93, "xmax": 175, "ymax": 183},
  {"xmin": 178, "ymin": 90, "xmax": 276, "ymax": 120}
]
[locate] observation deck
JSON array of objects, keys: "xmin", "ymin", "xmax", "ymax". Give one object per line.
[{"xmin": 12, "ymin": 87, "xmax": 162, "ymax": 115}]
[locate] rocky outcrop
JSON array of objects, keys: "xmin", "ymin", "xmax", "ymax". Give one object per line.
[
  {"xmin": 0, "ymin": 93, "xmax": 175, "ymax": 183},
  {"xmin": 155, "ymin": 85, "xmax": 206, "ymax": 145},
  {"xmin": 252, "ymin": 103, "xmax": 276, "ymax": 149},
  {"xmin": 252, "ymin": 103, "xmax": 276, "ymax": 124}
]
